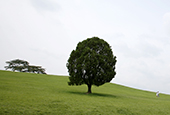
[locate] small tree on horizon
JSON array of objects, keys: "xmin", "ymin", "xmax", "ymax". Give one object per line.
[
  {"xmin": 5, "ymin": 59, "xmax": 29, "ymax": 72},
  {"xmin": 66, "ymin": 37, "xmax": 117, "ymax": 93},
  {"xmin": 27, "ymin": 65, "xmax": 46, "ymax": 74},
  {"xmin": 5, "ymin": 59, "xmax": 46, "ymax": 74}
]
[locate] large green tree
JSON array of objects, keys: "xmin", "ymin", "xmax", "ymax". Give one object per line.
[{"xmin": 67, "ymin": 37, "xmax": 117, "ymax": 93}]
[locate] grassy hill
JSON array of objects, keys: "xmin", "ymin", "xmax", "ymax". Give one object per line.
[{"xmin": 0, "ymin": 70, "xmax": 170, "ymax": 115}]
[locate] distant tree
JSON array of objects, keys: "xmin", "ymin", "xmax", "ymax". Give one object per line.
[
  {"xmin": 5, "ymin": 59, "xmax": 29, "ymax": 72},
  {"xmin": 5, "ymin": 59, "xmax": 46, "ymax": 74},
  {"xmin": 27, "ymin": 65, "xmax": 46, "ymax": 74},
  {"xmin": 67, "ymin": 37, "xmax": 117, "ymax": 93}
]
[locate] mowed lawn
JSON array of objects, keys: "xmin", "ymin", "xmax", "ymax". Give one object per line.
[{"xmin": 0, "ymin": 70, "xmax": 170, "ymax": 115}]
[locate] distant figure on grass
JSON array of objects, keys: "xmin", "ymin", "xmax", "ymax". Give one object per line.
[{"xmin": 156, "ymin": 91, "xmax": 159, "ymax": 97}]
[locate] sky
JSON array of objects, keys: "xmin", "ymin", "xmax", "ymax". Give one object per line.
[{"xmin": 1, "ymin": 0, "xmax": 170, "ymax": 94}]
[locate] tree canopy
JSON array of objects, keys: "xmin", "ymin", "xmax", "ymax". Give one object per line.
[
  {"xmin": 5, "ymin": 59, "xmax": 46, "ymax": 74},
  {"xmin": 67, "ymin": 37, "xmax": 117, "ymax": 93},
  {"xmin": 5, "ymin": 59, "xmax": 29, "ymax": 72}
]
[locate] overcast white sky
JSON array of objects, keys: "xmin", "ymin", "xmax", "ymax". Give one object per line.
[{"xmin": 1, "ymin": 0, "xmax": 170, "ymax": 94}]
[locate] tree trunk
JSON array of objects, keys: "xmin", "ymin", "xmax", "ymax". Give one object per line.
[{"xmin": 87, "ymin": 84, "xmax": 92, "ymax": 94}]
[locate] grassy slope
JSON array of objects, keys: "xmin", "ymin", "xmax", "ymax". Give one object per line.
[{"xmin": 0, "ymin": 70, "xmax": 170, "ymax": 115}]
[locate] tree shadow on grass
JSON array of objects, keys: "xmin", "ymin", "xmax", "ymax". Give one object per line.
[
  {"xmin": 67, "ymin": 91, "xmax": 118, "ymax": 98},
  {"xmin": 91, "ymin": 92, "xmax": 118, "ymax": 98}
]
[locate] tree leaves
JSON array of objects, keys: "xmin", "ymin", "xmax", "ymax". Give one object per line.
[
  {"xmin": 5, "ymin": 59, "xmax": 46, "ymax": 74},
  {"xmin": 67, "ymin": 37, "xmax": 117, "ymax": 93}
]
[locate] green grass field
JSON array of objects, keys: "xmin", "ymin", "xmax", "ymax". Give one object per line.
[{"xmin": 0, "ymin": 70, "xmax": 170, "ymax": 115}]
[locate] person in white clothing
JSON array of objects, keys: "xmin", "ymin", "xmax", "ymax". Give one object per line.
[{"xmin": 156, "ymin": 91, "xmax": 159, "ymax": 97}]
